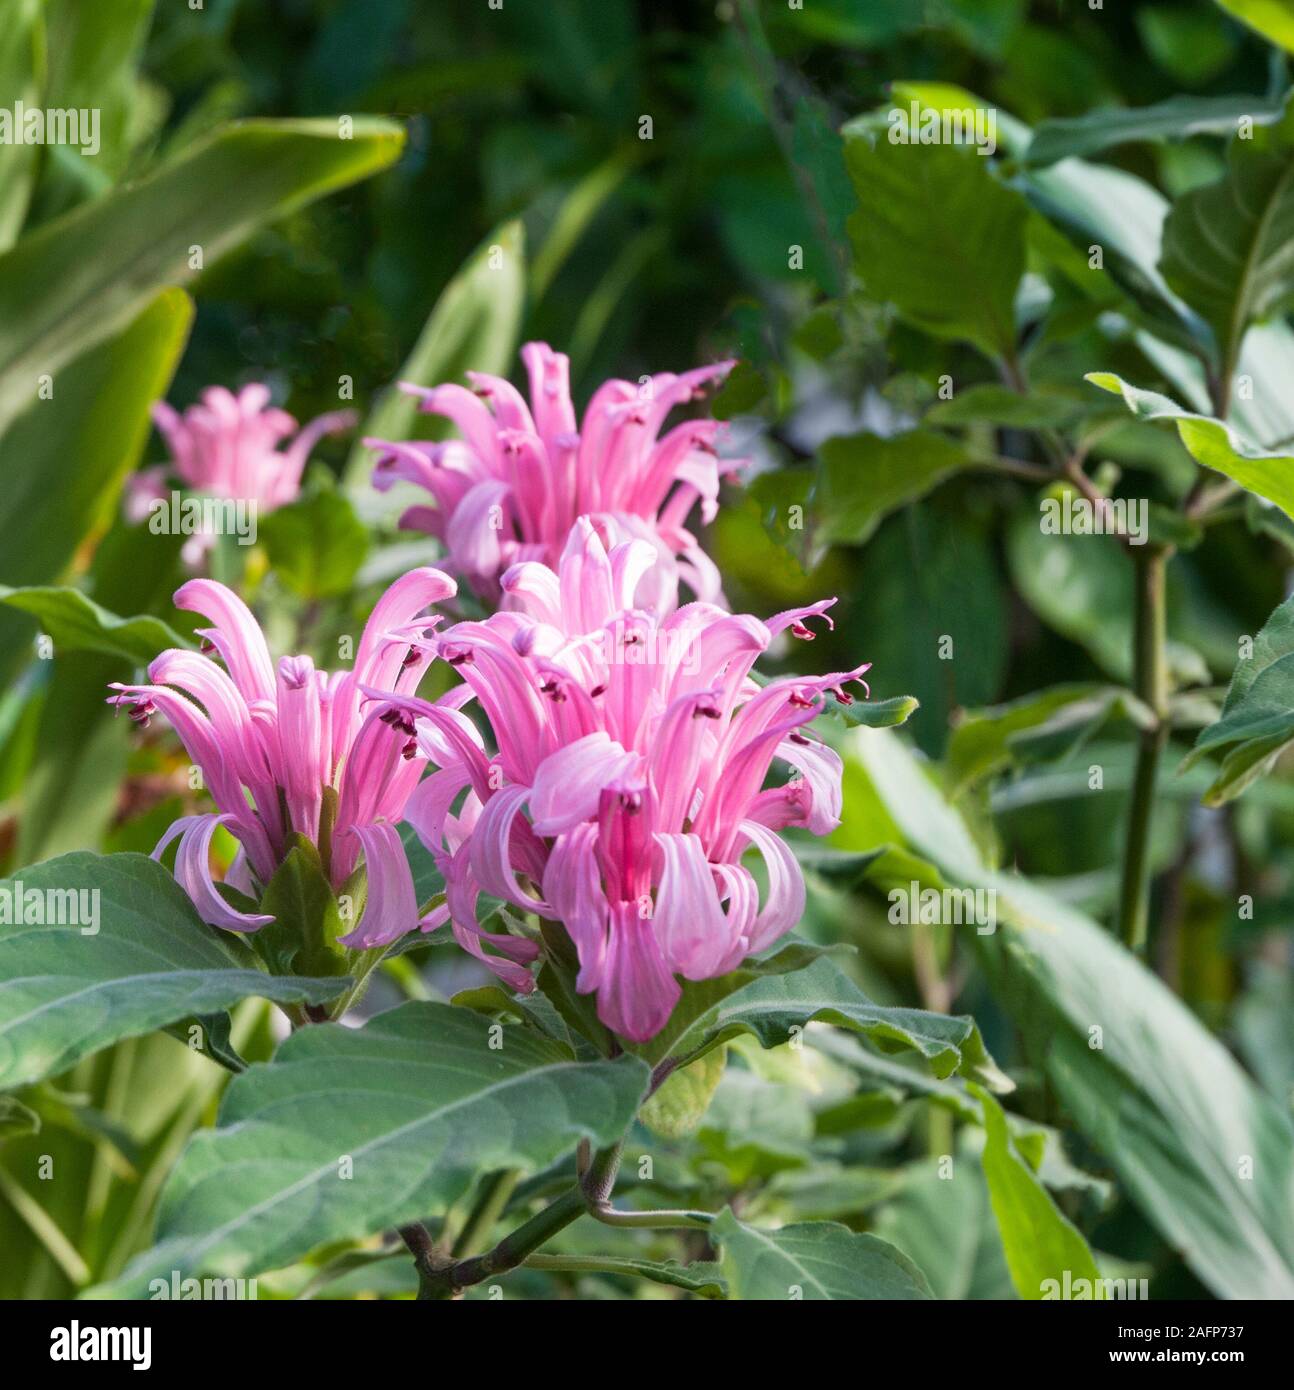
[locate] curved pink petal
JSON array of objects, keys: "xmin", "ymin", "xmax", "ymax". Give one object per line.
[
  {"xmin": 337, "ymin": 820, "xmax": 419, "ymax": 950},
  {"xmin": 652, "ymin": 832, "xmax": 739, "ymax": 979},
  {"xmin": 597, "ymin": 902, "xmax": 680, "ymax": 1042},
  {"xmin": 529, "ymin": 732, "xmax": 638, "ymax": 837},
  {"xmin": 153, "ymin": 814, "xmax": 273, "ymax": 932}
]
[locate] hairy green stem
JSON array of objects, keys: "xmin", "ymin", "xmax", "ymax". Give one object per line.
[{"xmin": 1117, "ymin": 546, "xmax": 1170, "ymax": 952}]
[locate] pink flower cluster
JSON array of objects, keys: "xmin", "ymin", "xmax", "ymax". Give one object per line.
[
  {"xmin": 399, "ymin": 519, "xmax": 868, "ymax": 1040},
  {"xmin": 109, "ymin": 572, "xmax": 465, "ymax": 948},
  {"xmin": 120, "ymin": 351, "xmax": 867, "ymax": 1041},
  {"xmin": 367, "ymin": 343, "xmax": 746, "ymax": 609}
]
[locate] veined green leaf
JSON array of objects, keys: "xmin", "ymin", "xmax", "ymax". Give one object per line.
[
  {"xmin": 713, "ymin": 1208, "xmax": 934, "ymax": 1300},
  {"xmin": 844, "ymin": 131, "xmax": 1027, "ymax": 360},
  {"xmin": 0, "ymin": 853, "xmax": 349, "ymax": 1089},
  {"xmin": 1185, "ymin": 590, "xmax": 1294, "ymax": 804},
  {"xmin": 90, "ymin": 1002, "xmax": 649, "ymax": 1296},
  {"xmin": 640, "ymin": 948, "xmax": 1007, "ymax": 1092},
  {"xmin": 816, "ymin": 430, "xmax": 969, "ymax": 546},
  {"xmin": 1160, "ymin": 109, "xmax": 1294, "ymax": 377}
]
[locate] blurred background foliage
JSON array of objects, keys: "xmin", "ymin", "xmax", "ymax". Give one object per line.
[{"xmin": 2, "ymin": 0, "xmax": 1294, "ymax": 1301}]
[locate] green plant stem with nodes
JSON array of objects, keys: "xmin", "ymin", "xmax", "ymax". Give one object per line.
[
  {"xmin": 1118, "ymin": 544, "xmax": 1171, "ymax": 952},
  {"xmin": 398, "ymin": 1136, "xmax": 716, "ymax": 1298}
]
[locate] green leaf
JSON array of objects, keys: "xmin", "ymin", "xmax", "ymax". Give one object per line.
[
  {"xmin": 947, "ymin": 684, "xmax": 1155, "ymax": 795},
  {"xmin": 91, "ymin": 1002, "xmax": 649, "ymax": 1295},
  {"xmin": 41, "ymin": 0, "xmax": 154, "ymax": 184},
  {"xmin": 0, "ymin": 585, "xmax": 189, "ymax": 666},
  {"xmin": 1088, "ymin": 371, "xmax": 1294, "ymax": 519},
  {"xmin": 639, "ymin": 1047, "xmax": 726, "ymax": 1140},
  {"xmin": 1026, "ymin": 92, "xmax": 1285, "ymax": 166},
  {"xmin": 844, "ymin": 133, "xmax": 1027, "ymax": 359},
  {"xmin": 1160, "ymin": 113, "xmax": 1294, "ymax": 376},
  {"xmin": 1184, "ymin": 590, "xmax": 1294, "ymax": 804},
  {"xmin": 815, "ymin": 430, "xmax": 969, "ymax": 546},
  {"xmin": 713, "ymin": 1208, "xmax": 934, "ymax": 1300},
  {"xmin": 833, "ymin": 694, "xmax": 920, "ymax": 730},
  {"xmin": 0, "ymin": 290, "xmax": 192, "ymax": 683},
  {"xmin": 345, "ymin": 219, "xmax": 525, "ymax": 485},
  {"xmin": 973, "ymin": 1085, "xmax": 1102, "ymax": 1300},
  {"xmin": 1006, "ymin": 512, "xmax": 1214, "ymax": 686},
  {"xmin": 0, "ymin": 852, "xmax": 349, "ymax": 1089},
  {"xmin": 253, "ymin": 841, "xmax": 350, "ymax": 980},
  {"xmin": 0, "ymin": 117, "xmax": 405, "ymax": 435},
  {"xmin": 850, "ymin": 728, "xmax": 1294, "ymax": 1299},
  {"xmin": 258, "ymin": 486, "xmax": 369, "ymax": 600},
  {"xmin": 641, "ymin": 948, "xmax": 1007, "ymax": 1091},
  {"xmin": 1214, "ymin": 0, "xmax": 1294, "ymax": 54}
]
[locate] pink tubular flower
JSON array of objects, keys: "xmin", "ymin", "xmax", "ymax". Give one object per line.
[
  {"xmin": 367, "ymin": 343, "xmax": 746, "ymax": 609},
  {"xmin": 126, "ymin": 384, "xmax": 355, "ymax": 527},
  {"xmin": 400, "ymin": 518, "xmax": 869, "ymax": 1042},
  {"xmin": 108, "ymin": 571, "xmax": 463, "ymax": 949}
]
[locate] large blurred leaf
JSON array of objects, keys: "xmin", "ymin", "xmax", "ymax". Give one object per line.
[
  {"xmin": 1088, "ymin": 371, "xmax": 1294, "ymax": 518},
  {"xmin": 850, "ymin": 729, "xmax": 1294, "ymax": 1300},
  {"xmin": 947, "ymin": 684, "xmax": 1155, "ymax": 795},
  {"xmin": 0, "ymin": 289, "xmax": 191, "ymax": 684},
  {"xmin": 844, "ymin": 133, "xmax": 1027, "ymax": 360},
  {"xmin": 974, "ymin": 1085, "xmax": 1102, "ymax": 1300},
  {"xmin": 0, "ymin": 0, "xmax": 43, "ymax": 249},
  {"xmin": 0, "ymin": 117, "xmax": 405, "ymax": 434},
  {"xmin": 1025, "ymin": 92, "xmax": 1284, "ymax": 166},
  {"xmin": 1214, "ymin": 0, "xmax": 1294, "ymax": 53},
  {"xmin": 93, "ymin": 1002, "xmax": 649, "ymax": 1296},
  {"xmin": 872, "ymin": 1147, "xmax": 1015, "ymax": 1300},
  {"xmin": 1184, "ymin": 589, "xmax": 1294, "ymax": 804},
  {"xmin": 0, "ymin": 853, "xmax": 348, "ymax": 1089},
  {"xmin": 713, "ymin": 1209, "xmax": 933, "ymax": 1300},
  {"xmin": 345, "ymin": 219, "xmax": 525, "ymax": 485},
  {"xmin": 41, "ymin": 0, "xmax": 155, "ymax": 184},
  {"xmin": 1006, "ymin": 515, "xmax": 1217, "ymax": 685},
  {"xmin": 815, "ymin": 431, "xmax": 968, "ymax": 546},
  {"xmin": 1160, "ymin": 113, "xmax": 1294, "ymax": 377}
]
